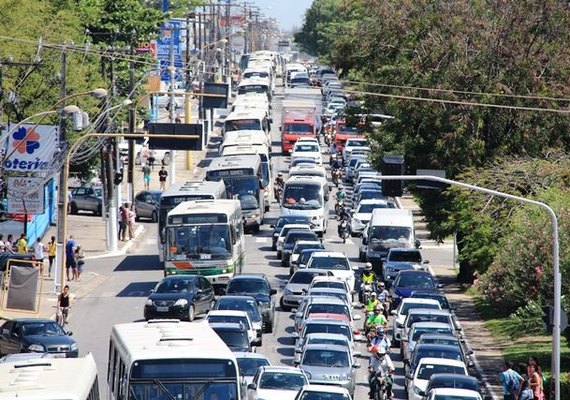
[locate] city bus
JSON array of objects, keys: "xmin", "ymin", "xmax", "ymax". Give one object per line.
[
  {"xmin": 206, "ymin": 155, "xmax": 266, "ymax": 229},
  {"xmin": 223, "ymin": 109, "xmax": 271, "ymax": 140},
  {"xmin": 108, "ymin": 320, "xmax": 241, "ymax": 400},
  {"xmin": 0, "ymin": 353, "xmax": 99, "ymax": 400},
  {"xmin": 164, "ymin": 199, "xmax": 245, "ymax": 285},
  {"xmin": 158, "ymin": 180, "xmax": 227, "ymax": 263}
]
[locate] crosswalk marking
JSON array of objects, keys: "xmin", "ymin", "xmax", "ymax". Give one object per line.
[{"xmin": 255, "ymin": 237, "xmax": 270, "ymax": 244}]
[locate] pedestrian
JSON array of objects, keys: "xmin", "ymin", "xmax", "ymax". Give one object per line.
[
  {"xmin": 75, "ymin": 244, "xmax": 85, "ymax": 281},
  {"xmin": 65, "ymin": 235, "xmax": 77, "ymax": 282},
  {"xmin": 16, "ymin": 233, "xmax": 27, "ymax": 254},
  {"xmin": 32, "ymin": 237, "xmax": 45, "ymax": 275},
  {"xmin": 142, "ymin": 163, "xmax": 151, "ymax": 190},
  {"xmin": 127, "ymin": 204, "xmax": 136, "ymax": 240},
  {"xmin": 5, "ymin": 234, "xmax": 13, "ymax": 252},
  {"xmin": 47, "ymin": 236, "xmax": 56, "ymax": 277},
  {"xmin": 148, "ymin": 149, "xmax": 156, "ymax": 170},
  {"xmin": 57, "ymin": 285, "xmax": 71, "ymax": 325},
  {"xmin": 118, "ymin": 205, "xmax": 126, "ymax": 241},
  {"xmin": 528, "ymin": 363, "xmax": 544, "ymax": 400},
  {"xmin": 517, "ymin": 363, "xmax": 534, "ymax": 400},
  {"xmin": 500, "ymin": 360, "xmax": 524, "ymax": 400},
  {"xmin": 158, "ymin": 166, "xmax": 168, "ymax": 191},
  {"xmin": 140, "ymin": 144, "xmax": 150, "ymax": 166},
  {"xmin": 120, "ymin": 203, "xmax": 129, "ymax": 241},
  {"xmin": 0, "ymin": 234, "xmax": 4, "ymax": 252}
]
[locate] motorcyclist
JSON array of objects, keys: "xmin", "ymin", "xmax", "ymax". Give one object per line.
[
  {"xmin": 365, "ymin": 305, "xmax": 388, "ymax": 337},
  {"xmin": 336, "ymin": 187, "xmax": 346, "ymax": 204},
  {"xmin": 274, "ymin": 173, "xmax": 284, "ymax": 200},
  {"xmin": 364, "ymin": 292, "xmax": 380, "ymax": 314},
  {"xmin": 369, "ymin": 326, "xmax": 391, "ymax": 354},
  {"xmin": 331, "ymin": 157, "xmax": 343, "ymax": 171},
  {"xmin": 368, "ymin": 348, "xmax": 395, "ymax": 400},
  {"xmin": 337, "ymin": 214, "xmax": 350, "ymax": 238},
  {"xmin": 360, "ymin": 263, "xmax": 378, "ymax": 303}
]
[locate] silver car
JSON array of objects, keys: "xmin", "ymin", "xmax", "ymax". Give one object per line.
[
  {"xmin": 133, "ymin": 190, "xmax": 161, "ymax": 222},
  {"xmin": 295, "ymin": 343, "xmax": 360, "ymax": 397},
  {"xmin": 383, "ymin": 248, "xmax": 429, "ymax": 284},
  {"xmin": 294, "ymin": 333, "xmax": 360, "ymax": 365},
  {"xmin": 69, "ymin": 186, "xmax": 102, "ymax": 215},
  {"xmin": 280, "ymin": 269, "xmax": 333, "ymax": 312}
]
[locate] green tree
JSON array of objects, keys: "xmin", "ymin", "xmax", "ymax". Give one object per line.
[{"xmin": 294, "ymin": 0, "xmax": 341, "ymax": 58}]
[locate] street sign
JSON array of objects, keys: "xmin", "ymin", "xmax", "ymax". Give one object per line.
[
  {"xmin": 203, "ymin": 83, "xmax": 229, "ymax": 109},
  {"xmin": 416, "ymin": 169, "xmax": 448, "ymax": 190},
  {"xmin": 7, "ymin": 176, "xmax": 45, "ymax": 214},
  {"xmin": 147, "ymin": 123, "xmax": 203, "ymax": 151},
  {"xmin": 156, "ymin": 20, "xmax": 183, "ymax": 82}
]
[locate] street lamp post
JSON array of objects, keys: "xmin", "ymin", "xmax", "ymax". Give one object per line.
[{"xmin": 380, "ymin": 174, "xmax": 561, "ymax": 400}]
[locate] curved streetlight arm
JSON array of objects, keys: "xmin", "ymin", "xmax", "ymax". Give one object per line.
[{"xmin": 380, "ymin": 174, "xmax": 561, "ymax": 400}]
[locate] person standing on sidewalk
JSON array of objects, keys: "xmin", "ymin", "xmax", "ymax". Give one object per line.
[
  {"xmin": 118, "ymin": 205, "xmax": 127, "ymax": 241},
  {"xmin": 75, "ymin": 244, "xmax": 85, "ymax": 281},
  {"xmin": 127, "ymin": 204, "xmax": 136, "ymax": 240},
  {"xmin": 47, "ymin": 236, "xmax": 56, "ymax": 277},
  {"xmin": 32, "ymin": 237, "xmax": 45, "ymax": 275},
  {"xmin": 158, "ymin": 166, "xmax": 168, "ymax": 191},
  {"xmin": 16, "ymin": 233, "xmax": 27, "ymax": 254},
  {"xmin": 65, "ymin": 235, "xmax": 77, "ymax": 282},
  {"xmin": 142, "ymin": 163, "xmax": 151, "ymax": 190},
  {"xmin": 500, "ymin": 360, "xmax": 524, "ymax": 400}
]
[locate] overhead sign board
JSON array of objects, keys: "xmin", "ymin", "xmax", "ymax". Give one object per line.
[
  {"xmin": 3, "ymin": 124, "xmax": 58, "ymax": 173},
  {"xmin": 148, "ymin": 123, "xmax": 203, "ymax": 151},
  {"xmin": 416, "ymin": 169, "xmax": 448, "ymax": 190},
  {"xmin": 7, "ymin": 177, "xmax": 45, "ymax": 214},
  {"xmin": 203, "ymin": 83, "xmax": 229, "ymax": 109}
]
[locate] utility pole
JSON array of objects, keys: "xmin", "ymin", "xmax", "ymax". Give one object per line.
[
  {"xmin": 127, "ymin": 51, "xmax": 135, "ymax": 204},
  {"xmin": 185, "ymin": 11, "xmax": 195, "ymax": 170},
  {"xmin": 243, "ymin": 3, "xmax": 249, "ymax": 54},
  {"xmin": 55, "ymin": 47, "xmax": 67, "ymax": 291},
  {"xmin": 168, "ymin": 22, "xmax": 176, "ymax": 186},
  {"xmin": 106, "ymin": 52, "xmax": 118, "ymax": 251}
]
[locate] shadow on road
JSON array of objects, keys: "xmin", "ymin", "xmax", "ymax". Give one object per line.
[
  {"xmin": 276, "ymin": 347, "xmax": 295, "ymax": 357},
  {"xmin": 114, "ymin": 255, "xmax": 162, "ymax": 271},
  {"xmin": 277, "ymin": 336, "xmax": 294, "ymax": 346},
  {"xmin": 116, "ymin": 281, "xmax": 157, "ymax": 297}
]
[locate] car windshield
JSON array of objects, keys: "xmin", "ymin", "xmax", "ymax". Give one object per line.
[
  {"xmin": 93, "ymin": 188, "xmax": 103, "ymax": 198},
  {"xmin": 369, "ymin": 226, "xmax": 412, "ymax": 242},
  {"xmin": 285, "ymin": 124, "xmax": 313, "ymax": 134},
  {"xmin": 357, "ymin": 203, "xmax": 392, "ymax": 213},
  {"xmin": 412, "ymin": 328, "xmax": 454, "ymax": 341},
  {"xmin": 299, "ymin": 392, "xmax": 350, "ymax": 400},
  {"xmin": 239, "ymin": 194, "xmax": 259, "ymax": 211},
  {"xmin": 22, "ymin": 322, "xmax": 66, "ymax": 336},
  {"xmin": 307, "ymin": 304, "xmax": 349, "ymax": 317},
  {"xmin": 283, "ymin": 184, "xmax": 323, "ymax": 209},
  {"xmin": 401, "ymin": 302, "xmax": 440, "ymax": 315},
  {"xmin": 312, "ymin": 281, "xmax": 346, "ymax": 291},
  {"xmin": 208, "ymin": 316, "xmax": 249, "ymax": 329},
  {"xmin": 223, "ymin": 176, "xmax": 260, "ymax": 200},
  {"xmin": 308, "ymin": 257, "xmax": 349, "ymax": 270},
  {"xmin": 408, "ymin": 314, "xmax": 451, "ymax": 326},
  {"xmin": 259, "ymin": 372, "xmax": 306, "ymax": 390},
  {"xmin": 429, "ymin": 378, "xmax": 479, "ymax": 391},
  {"xmin": 308, "ymin": 291, "xmax": 348, "ymax": 303},
  {"xmin": 358, "ymin": 191, "xmax": 383, "ymax": 201},
  {"xmin": 337, "ymin": 125, "xmax": 359, "ymax": 134},
  {"xmin": 304, "ymin": 324, "xmax": 350, "ymax": 339},
  {"xmin": 155, "ymin": 279, "xmax": 193, "ymax": 293},
  {"xmin": 261, "ymin": 163, "xmax": 270, "ymax": 187},
  {"xmin": 226, "ymin": 279, "xmax": 269, "ymax": 295},
  {"xmin": 166, "ymin": 225, "xmax": 231, "ymax": 261},
  {"xmin": 302, "ymin": 349, "xmax": 349, "ymax": 367},
  {"xmin": 396, "ymin": 274, "xmax": 435, "ymax": 289},
  {"xmin": 286, "ymin": 232, "xmax": 318, "ymax": 244},
  {"xmin": 236, "ymin": 357, "xmax": 270, "ymax": 376},
  {"xmin": 294, "ymin": 243, "xmax": 322, "ymax": 254},
  {"xmin": 216, "ymin": 300, "xmax": 262, "ymax": 322},
  {"xmin": 417, "ymin": 364, "xmax": 466, "ymax": 380},
  {"xmin": 346, "ymin": 140, "xmax": 368, "ymax": 147},
  {"xmin": 390, "ymin": 251, "xmax": 422, "ymax": 263},
  {"xmin": 290, "ymin": 271, "xmax": 322, "ymax": 284},
  {"xmin": 150, "ymin": 192, "xmax": 162, "ymax": 202},
  {"xmin": 299, "ymin": 252, "xmax": 319, "ymax": 265},
  {"xmin": 294, "ymin": 144, "xmax": 319, "ymax": 153},
  {"xmin": 415, "ymin": 348, "xmax": 463, "ymax": 363},
  {"xmin": 421, "ymin": 337, "xmax": 460, "ymax": 346},
  {"xmin": 281, "ymin": 226, "xmax": 310, "ymax": 238},
  {"xmin": 277, "ymin": 217, "xmax": 310, "ymax": 228},
  {"xmin": 214, "ymin": 329, "xmax": 248, "ymax": 349},
  {"xmin": 307, "ymin": 337, "xmax": 348, "ymax": 347}
]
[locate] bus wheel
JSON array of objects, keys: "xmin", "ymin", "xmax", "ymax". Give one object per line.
[{"xmin": 188, "ymin": 305, "xmax": 195, "ymax": 322}]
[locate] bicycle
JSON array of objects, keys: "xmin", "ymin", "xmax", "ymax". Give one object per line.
[{"xmin": 55, "ymin": 306, "xmax": 70, "ymax": 326}]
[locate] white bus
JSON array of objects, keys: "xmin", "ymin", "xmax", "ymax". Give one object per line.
[
  {"xmin": 223, "ymin": 109, "xmax": 271, "ymax": 139},
  {"xmin": 280, "ymin": 175, "xmax": 330, "ymax": 235},
  {"xmin": 158, "ymin": 181, "xmax": 227, "ymax": 263},
  {"xmin": 0, "ymin": 353, "xmax": 99, "ymax": 400},
  {"xmin": 108, "ymin": 320, "xmax": 241, "ymax": 400},
  {"xmin": 164, "ymin": 200, "xmax": 245, "ymax": 289}
]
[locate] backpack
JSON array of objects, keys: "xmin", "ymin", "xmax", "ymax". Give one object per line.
[{"xmin": 507, "ymin": 370, "xmax": 520, "ymax": 394}]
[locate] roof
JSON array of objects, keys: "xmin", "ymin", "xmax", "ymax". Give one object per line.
[
  {"xmin": 401, "ymin": 298, "xmax": 441, "ymax": 306},
  {"xmin": 298, "ymin": 385, "xmax": 351, "ymax": 395},
  {"xmin": 302, "ymin": 343, "xmax": 350, "ymax": 353},
  {"xmin": 230, "ymin": 273, "xmax": 268, "ymax": 281},
  {"xmin": 216, "ymin": 295, "xmax": 257, "ymax": 302},
  {"xmin": 414, "ymin": 343, "xmax": 463, "ymax": 351},
  {"xmin": 419, "ymin": 334, "xmax": 460, "ymax": 341},
  {"xmin": 168, "ymin": 199, "xmax": 241, "ymax": 217},
  {"xmin": 209, "ymin": 322, "xmax": 246, "ymax": 331},
  {"xmin": 407, "ymin": 308, "xmax": 451, "ymax": 316},
  {"xmin": 397, "ymin": 269, "xmax": 433, "ymax": 276},
  {"xmin": 416, "ymin": 357, "xmax": 467, "ymax": 368},
  {"xmin": 303, "ymin": 317, "xmax": 351, "ymax": 326},
  {"xmin": 161, "ymin": 180, "xmax": 226, "ymax": 198},
  {"xmin": 309, "ymin": 251, "xmax": 347, "ymax": 258},
  {"xmin": 305, "ymin": 296, "xmax": 349, "ymax": 305},
  {"xmin": 207, "ymin": 310, "xmax": 249, "ymax": 318},
  {"xmin": 370, "ymin": 208, "xmax": 413, "ymax": 225},
  {"xmin": 284, "ymin": 175, "xmax": 323, "ymax": 184},
  {"xmin": 207, "ymin": 154, "xmax": 261, "ymax": 170},
  {"xmin": 429, "ymin": 388, "xmax": 482, "ymax": 397},
  {"xmin": 305, "ymin": 333, "xmax": 350, "ymax": 341},
  {"xmin": 233, "ymin": 351, "xmax": 270, "ymax": 360},
  {"xmin": 259, "ymin": 366, "xmax": 306, "ymax": 374},
  {"xmin": 410, "ymin": 322, "xmax": 454, "ymax": 329}
]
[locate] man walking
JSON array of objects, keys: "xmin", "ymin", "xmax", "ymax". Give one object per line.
[
  {"xmin": 158, "ymin": 166, "xmax": 168, "ymax": 191},
  {"xmin": 499, "ymin": 360, "xmax": 524, "ymax": 400},
  {"xmin": 127, "ymin": 204, "xmax": 136, "ymax": 240},
  {"xmin": 65, "ymin": 235, "xmax": 77, "ymax": 282},
  {"xmin": 142, "ymin": 163, "xmax": 151, "ymax": 190},
  {"xmin": 32, "ymin": 237, "xmax": 45, "ymax": 275}
]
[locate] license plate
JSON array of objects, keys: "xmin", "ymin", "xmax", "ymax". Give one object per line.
[{"xmin": 156, "ymin": 306, "xmax": 169, "ymax": 312}]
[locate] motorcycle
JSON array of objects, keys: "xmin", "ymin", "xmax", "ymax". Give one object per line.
[
  {"xmin": 335, "ymin": 200, "xmax": 345, "ymax": 215},
  {"xmin": 331, "ymin": 168, "xmax": 342, "ymax": 187},
  {"xmin": 338, "ymin": 218, "xmax": 350, "ymax": 243},
  {"xmin": 361, "ymin": 283, "xmax": 376, "ymax": 305},
  {"xmin": 274, "ymin": 182, "xmax": 283, "ymax": 201},
  {"xmin": 369, "ymin": 371, "xmax": 392, "ymax": 400}
]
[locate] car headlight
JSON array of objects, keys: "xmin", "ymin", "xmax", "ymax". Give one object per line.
[
  {"xmin": 174, "ymin": 299, "xmax": 189, "ymax": 307},
  {"xmin": 145, "ymin": 299, "xmax": 153, "ymax": 306},
  {"xmin": 340, "ymin": 373, "xmax": 349, "ymax": 381},
  {"xmin": 71, "ymin": 343, "xmax": 78, "ymax": 351},
  {"xmin": 413, "ymin": 385, "xmax": 423, "ymax": 395},
  {"xmin": 28, "ymin": 344, "xmax": 45, "ymax": 352},
  {"xmin": 258, "ymin": 301, "xmax": 270, "ymax": 309},
  {"xmin": 284, "ymin": 288, "xmax": 292, "ymax": 296}
]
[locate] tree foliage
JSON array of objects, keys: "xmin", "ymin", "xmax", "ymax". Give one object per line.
[{"xmin": 294, "ymin": 0, "xmax": 342, "ymax": 58}]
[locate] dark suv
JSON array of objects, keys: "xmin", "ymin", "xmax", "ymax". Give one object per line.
[
  {"xmin": 70, "ymin": 186, "xmax": 103, "ymax": 215},
  {"xmin": 224, "ymin": 274, "xmax": 277, "ymax": 333}
]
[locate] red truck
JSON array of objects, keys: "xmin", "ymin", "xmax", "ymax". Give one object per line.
[
  {"xmin": 334, "ymin": 121, "xmax": 365, "ymax": 151},
  {"xmin": 280, "ymin": 107, "xmax": 317, "ymax": 154}
]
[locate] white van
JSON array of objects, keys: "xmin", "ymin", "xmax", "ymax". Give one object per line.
[
  {"xmin": 359, "ymin": 208, "xmax": 419, "ymax": 269},
  {"xmin": 281, "ymin": 175, "xmax": 330, "ymax": 235}
]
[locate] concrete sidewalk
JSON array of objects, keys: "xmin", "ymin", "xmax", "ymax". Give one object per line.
[{"xmin": 399, "ymin": 194, "xmax": 502, "ymax": 399}]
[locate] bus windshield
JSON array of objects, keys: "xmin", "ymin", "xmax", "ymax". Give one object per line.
[
  {"xmin": 223, "ymin": 176, "xmax": 261, "ymax": 200},
  {"xmin": 129, "ymin": 381, "xmax": 238, "ymax": 400},
  {"xmin": 225, "ymin": 119, "xmax": 262, "ymax": 132},
  {"xmin": 166, "ymin": 225, "xmax": 232, "ymax": 260},
  {"xmin": 282, "ymin": 184, "xmax": 322, "ymax": 210}
]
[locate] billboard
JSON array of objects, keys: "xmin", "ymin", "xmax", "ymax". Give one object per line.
[
  {"xmin": 148, "ymin": 123, "xmax": 203, "ymax": 151},
  {"xmin": 2, "ymin": 124, "xmax": 58, "ymax": 173},
  {"xmin": 7, "ymin": 177, "xmax": 45, "ymax": 214},
  {"xmin": 157, "ymin": 20, "xmax": 184, "ymax": 82},
  {"xmin": 203, "ymin": 83, "xmax": 229, "ymax": 109}
]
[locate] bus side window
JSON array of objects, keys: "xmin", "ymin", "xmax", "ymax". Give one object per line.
[
  {"xmin": 118, "ymin": 359, "xmax": 127, "ymax": 400},
  {"xmin": 108, "ymin": 342, "xmax": 115, "ymax": 389}
]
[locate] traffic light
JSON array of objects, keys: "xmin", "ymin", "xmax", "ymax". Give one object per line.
[
  {"xmin": 382, "ymin": 155, "xmax": 405, "ymax": 197},
  {"xmin": 542, "ymin": 305, "xmax": 553, "ymax": 334},
  {"xmin": 114, "ymin": 172, "xmax": 123, "ymax": 185}
]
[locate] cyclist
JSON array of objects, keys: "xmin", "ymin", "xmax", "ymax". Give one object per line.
[{"xmin": 57, "ymin": 285, "xmax": 71, "ymax": 325}]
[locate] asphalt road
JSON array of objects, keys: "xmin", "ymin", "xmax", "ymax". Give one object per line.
[{"xmin": 69, "ymin": 85, "xmax": 456, "ymax": 400}]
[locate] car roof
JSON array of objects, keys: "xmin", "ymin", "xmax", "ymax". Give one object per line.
[
  {"xmin": 311, "ymin": 276, "xmax": 346, "ymax": 283},
  {"xmin": 407, "ymin": 308, "xmax": 451, "ymax": 316},
  {"xmin": 208, "ymin": 310, "xmax": 249, "ymax": 317},
  {"xmin": 160, "ymin": 275, "xmax": 199, "ymax": 281},
  {"xmin": 260, "ymin": 366, "xmax": 306, "ymax": 373},
  {"xmin": 416, "ymin": 357, "xmax": 466, "ymax": 367},
  {"xmin": 357, "ymin": 199, "xmax": 389, "ymax": 205},
  {"xmin": 306, "ymin": 333, "xmax": 350, "ymax": 341},
  {"xmin": 217, "ymin": 295, "xmax": 257, "ymax": 302},
  {"xmin": 292, "ymin": 268, "xmax": 331, "ymax": 275},
  {"xmin": 294, "ymin": 240, "xmax": 322, "ymax": 246},
  {"xmin": 411, "ymin": 322, "xmax": 454, "ymax": 329},
  {"xmin": 419, "ymin": 334, "xmax": 460, "ymax": 341},
  {"xmin": 304, "ymin": 317, "xmax": 351, "ymax": 326},
  {"xmin": 389, "ymin": 248, "xmax": 421, "ymax": 253},
  {"xmin": 209, "ymin": 322, "xmax": 246, "ymax": 331},
  {"xmin": 397, "ymin": 270, "xmax": 433, "ymax": 276},
  {"xmin": 429, "ymin": 388, "xmax": 481, "ymax": 396},
  {"xmin": 282, "ymin": 223, "xmax": 312, "ymax": 229},
  {"xmin": 429, "ymin": 373, "xmax": 479, "ymax": 383},
  {"xmin": 305, "ymin": 296, "xmax": 349, "ymax": 305},
  {"xmin": 302, "ymin": 343, "xmax": 350, "ymax": 353},
  {"xmin": 298, "ymin": 384, "xmax": 351, "ymax": 395},
  {"xmin": 411, "ymin": 291, "xmax": 447, "ymax": 298},
  {"xmin": 307, "ymin": 288, "xmax": 348, "ymax": 295},
  {"xmin": 415, "ymin": 343, "xmax": 462, "ymax": 351},
  {"xmin": 234, "ymin": 352, "xmax": 270, "ymax": 360},
  {"xmin": 310, "ymin": 251, "xmax": 347, "ymax": 258},
  {"xmin": 401, "ymin": 298, "xmax": 441, "ymax": 306},
  {"xmin": 230, "ymin": 274, "xmax": 268, "ymax": 281}
]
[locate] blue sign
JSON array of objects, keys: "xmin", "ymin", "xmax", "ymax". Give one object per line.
[
  {"xmin": 157, "ymin": 19, "xmax": 183, "ymax": 82},
  {"xmin": 159, "ymin": 59, "xmax": 184, "ymax": 82}
]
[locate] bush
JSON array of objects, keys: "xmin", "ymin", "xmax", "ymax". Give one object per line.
[{"xmin": 506, "ymin": 300, "xmax": 544, "ymax": 338}]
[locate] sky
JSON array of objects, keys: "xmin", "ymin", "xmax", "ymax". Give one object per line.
[{"xmin": 252, "ymin": 0, "xmax": 313, "ymax": 32}]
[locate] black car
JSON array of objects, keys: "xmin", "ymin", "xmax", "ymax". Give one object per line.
[
  {"xmin": 224, "ymin": 274, "xmax": 277, "ymax": 333},
  {"xmin": 406, "ymin": 343, "xmax": 468, "ymax": 379},
  {"xmin": 423, "ymin": 373, "xmax": 486, "ymax": 398},
  {"xmin": 144, "ymin": 275, "xmax": 215, "ymax": 321},
  {"xmin": 390, "ymin": 270, "xmax": 439, "ymax": 309},
  {"xmin": 289, "ymin": 241, "xmax": 325, "ymax": 275},
  {"xmin": 281, "ymin": 230, "xmax": 320, "ymax": 268},
  {"xmin": 296, "ymin": 248, "xmax": 324, "ymax": 270},
  {"xmin": 270, "ymin": 216, "xmax": 311, "ymax": 250},
  {"xmin": 134, "ymin": 190, "xmax": 162, "ymax": 222},
  {"xmin": 0, "ymin": 318, "xmax": 78, "ymax": 358},
  {"xmin": 210, "ymin": 322, "xmax": 253, "ymax": 352},
  {"xmin": 410, "ymin": 291, "xmax": 452, "ymax": 310},
  {"xmin": 214, "ymin": 295, "xmax": 264, "ymax": 337}
]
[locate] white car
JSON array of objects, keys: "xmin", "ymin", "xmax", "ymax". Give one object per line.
[
  {"xmin": 294, "ymin": 384, "xmax": 353, "ymax": 400},
  {"xmin": 406, "ymin": 358, "xmax": 468, "ymax": 400},
  {"xmin": 425, "ymin": 388, "xmax": 483, "ymax": 400},
  {"xmin": 235, "ymin": 352, "xmax": 271, "ymax": 398},
  {"xmin": 276, "ymin": 224, "xmax": 312, "ymax": 258},
  {"xmin": 390, "ymin": 298, "xmax": 441, "ymax": 346},
  {"xmin": 342, "ymin": 138, "xmax": 369, "ymax": 160},
  {"xmin": 206, "ymin": 310, "xmax": 259, "ymax": 346},
  {"xmin": 308, "ymin": 276, "xmax": 354, "ymax": 297},
  {"xmin": 291, "ymin": 142, "xmax": 322, "ymax": 165},
  {"xmin": 306, "ymin": 251, "xmax": 358, "ymax": 293},
  {"xmin": 247, "ymin": 366, "xmax": 309, "ymax": 400},
  {"xmin": 350, "ymin": 199, "xmax": 396, "ymax": 236}
]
